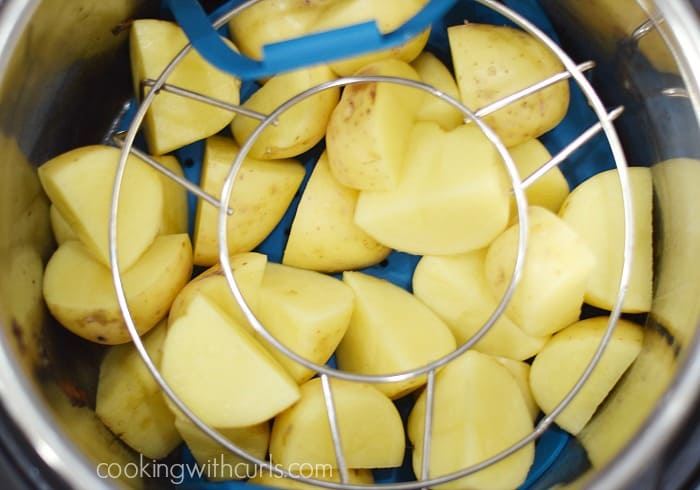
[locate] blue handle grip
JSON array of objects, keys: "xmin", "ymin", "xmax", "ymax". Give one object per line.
[{"xmin": 168, "ymin": 0, "xmax": 457, "ymax": 80}]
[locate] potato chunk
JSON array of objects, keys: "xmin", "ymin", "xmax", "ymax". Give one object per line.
[
  {"xmin": 130, "ymin": 19, "xmax": 240, "ymax": 155},
  {"xmin": 449, "ymin": 23, "xmax": 569, "ymax": 147},
  {"xmin": 326, "ymin": 59, "xmax": 422, "ymax": 191},
  {"xmin": 283, "ymin": 152, "xmax": 390, "ymax": 273},
  {"xmin": 169, "ymin": 252, "xmax": 267, "ymax": 328},
  {"xmin": 337, "ymin": 271, "xmax": 456, "ymax": 398},
  {"xmin": 175, "ymin": 416, "xmax": 269, "ymax": 481},
  {"xmin": 232, "ymin": 66, "xmax": 339, "ymax": 160},
  {"xmin": 408, "ymin": 350, "xmax": 534, "ymax": 490},
  {"xmin": 529, "ymin": 317, "xmax": 643, "ymax": 434},
  {"xmin": 559, "ymin": 167, "xmax": 653, "ymax": 313},
  {"xmin": 411, "ymin": 52, "xmax": 464, "ymax": 130},
  {"xmin": 269, "ymin": 378, "xmax": 405, "ymax": 468},
  {"xmin": 256, "ymin": 263, "xmax": 354, "ymax": 383},
  {"xmin": 43, "ymin": 234, "xmax": 193, "ymax": 344},
  {"xmin": 193, "ymin": 136, "xmax": 305, "ymax": 266},
  {"xmin": 161, "ymin": 294, "xmax": 300, "ymax": 427},
  {"xmin": 485, "ymin": 206, "xmax": 595, "ymax": 337},
  {"xmin": 355, "ymin": 122, "xmax": 510, "ymax": 255},
  {"xmin": 509, "ymin": 138, "xmax": 569, "ymax": 217},
  {"xmin": 312, "ymin": 0, "xmax": 430, "ymax": 76},
  {"xmin": 38, "ymin": 145, "xmax": 163, "ymax": 271},
  {"xmin": 413, "ymin": 250, "xmax": 548, "ymax": 361},
  {"xmin": 96, "ymin": 321, "xmax": 181, "ymax": 459}
]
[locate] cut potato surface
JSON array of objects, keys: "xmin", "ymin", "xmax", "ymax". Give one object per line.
[
  {"xmin": 156, "ymin": 155, "xmax": 189, "ymax": 235},
  {"xmin": 130, "ymin": 19, "xmax": 240, "ymax": 155},
  {"xmin": 495, "ymin": 356, "xmax": 540, "ymax": 421},
  {"xmin": 337, "ymin": 271, "xmax": 456, "ymax": 398},
  {"xmin": 413, "ymin": 250, "xmax": 548, "ymax": 361},
  {"xmin": 283, "ymin": 151, "xmax": 390, "ymax": 273},
  {"xmin": 509, "ymin": 138, "xmax": 569, "ymax": 217},
  {"xmin": 193, "ymin": 136, "xmax": 305, "ymax": 266},
  {"xmin": 412, "ymin": 51, "xmax": 464, "ymax": 130},
  {"xmin": 529, "ymin": 317, "xmax": 643, "ymax": 435},
  {"xmin": 449, "ymin": 23, "xmax": 569, "ymax": 147},
  {"xmin": 96, "ymin": 321, "xmax": 181, "ymax": 459},
  {"xmin": 169, "ymin": 252, "xmax": 267, "ymax": 329},
  {"xmin": 38, "ymin": 145, "xmax": 164, "ymax": 271},
  {"xmin": 43, "ymin": 234, "xmax": 192, "ymax": 344},
  {"xmin": 175, "ymin": 416, "xmax": 269, "ymax": 481},
  {"xmin": 559, "ymin": 167, "xmax": 653, "ymax": 313},
  {"xmin": 50, "ymin": 204, "xmax": 76, "ymax": 245},
  {"xmin": 408, "ymin": 350, "xmax": 534, "ymax": 490},
  {"xmin": 256, "ymin": 262, "xmax": 354, "ymax": 383},
  {"xmin": 485, "ymin": 206, "xmax": 596, "ymax": 337},
  {"xmin": 232, "ymin": 65, "xmax": 339, "ymax": 160},
  {"xmin": 326, "ymin": 59, "xmax": 422, "ymax": 192},
  {"xmin": 355, "ymin": 121, "xmax": 511, "ymax": 255},
  {"xmin": 48, "ymin": 154, "xmax": 187, "ymax": 243},
  {"xmin": 269, "ymin": 378, "xmax": 405, "ymax": 468},
  {"xmin": 161, "ymin": 294, "xmax": 300, "ymax": 428}
]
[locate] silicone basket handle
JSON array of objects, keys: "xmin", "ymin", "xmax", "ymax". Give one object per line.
[{"xmin": 168, "ymin": 0, "xmax": 457, "ymax": 80}]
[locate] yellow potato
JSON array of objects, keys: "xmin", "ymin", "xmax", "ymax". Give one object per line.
[
  {"xmin": 96, "ymin": 321, "xmax": 182, "ymax": 459},
  {"xmin": 337, "ymin": 271, "xmax": 456, "ymax": 398},
  {"xmin": 559, "ymin": 167, "xmax": 653, "ymax": 313},
  {"xmin": 232, "ymin": 66, "xmax": 339, "ymax": 159},
  {"xmin": 408, "ymin": 350, "xmax": 534, "ymax": 490},
  {"xmin": 355, "ymin": 121, "xmax": 510, "ymax": 255},
  {"xmin": 156, "ymin": 154, "xmax": 188, "ymax": 235},
  {"xmin": 529, "ymin": 317, "xmax": 643, "ymax": 434},
  {"xmin": 193, "ymin": 136, "xmax": 305, "ymax": 266},
  {"xmin": 228, "ymin": 0, "xmax": 330, "ymax": 60},
  {"xmin": 175, "ymin": 416, "xmax": 269, "ymax": 481},
  {"xmin": 43, "ymin": 234, "xmax": 193, "ymax": 344},
  {"xmin": 38, "ymin": 145, "xmax": 164, "ymax": 271},
  {"xmin": 50, "ymin": 204, "xmax": 77, "ymax": 245},
  {"xmin": 494, "ymin": 357, "xmax": 540, "ymax": 421},
  {"xmin": 283, "ymin": 152, "xmax": 390, "ymax": 272},
  {"xmin": 269, "ymin": 378, "xmax": 405, "ymax": 468},
  {"xmin": 169, "ymin": 252, "xmax": 267, "ymax": 328},
  {"xmin": 130, "ymin": 19, "xmax": 240, "ymax": 155},
  {"xmin": 413, "ymin": 250, "xmax": 548, "ymax": 361},
  {"xmin": 449, "ymin": 23, "xmax": 569, "ymax": 147},
  {"xmin": 509, "ymin": 138, "xmax": 569, "ymax": 217},
  {"xmin": 256, "ymin": 262, "xmax": 354, "ymax": 383},
  {"xmin": 579, "ymin": 331, "xmax": 676, "ymax": 468},
  {"xmin": 0, "ymin": 245, "xmax": 47, "ymax": 369},
  {"xmin": 49, "ymin": 154, "xmax": 187, "ymax": 244},
  {"xmin": 312, "ymin": 0, "xmax": 431, "ymax": 76},
  {"xmin": 485, "ymin": 206, "xmax": 595, "ymax": 337},
  {"xmin": 44, "ymin": 382, "xmax": 143, "ymax": 489},
  {"xmin": 651, "ymin": 158, "xmax": 700, "ymax": 347},
  {"xmin": 161, "ymin": 293, "xmax": 300, "ymax": 428},
  {"xmin": 326, "ymin": 59, "xmax": 422, "ymax": 191},
  {"xmin": 411, "ymin": 51, "xmax": 464, "ymax": 130}
]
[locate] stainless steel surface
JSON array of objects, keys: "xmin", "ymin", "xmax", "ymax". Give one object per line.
[{"xmin": 0, "ymin": 0, "xmax": 698, "ymax": 489}]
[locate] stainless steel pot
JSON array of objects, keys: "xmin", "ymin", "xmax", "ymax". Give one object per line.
[{"xmin": 1, "ymin": 1, "xmax": 700, "ymax": 489}]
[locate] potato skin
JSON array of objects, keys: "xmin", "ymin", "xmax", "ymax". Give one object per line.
[{"xmin": 449, "ymin": 23, "xmax": 569, "ymax": 147}]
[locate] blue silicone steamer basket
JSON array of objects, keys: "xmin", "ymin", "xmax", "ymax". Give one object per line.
[{"xmin": 111, "ymin": 0, "xmax": 628, "ymax": 488}]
